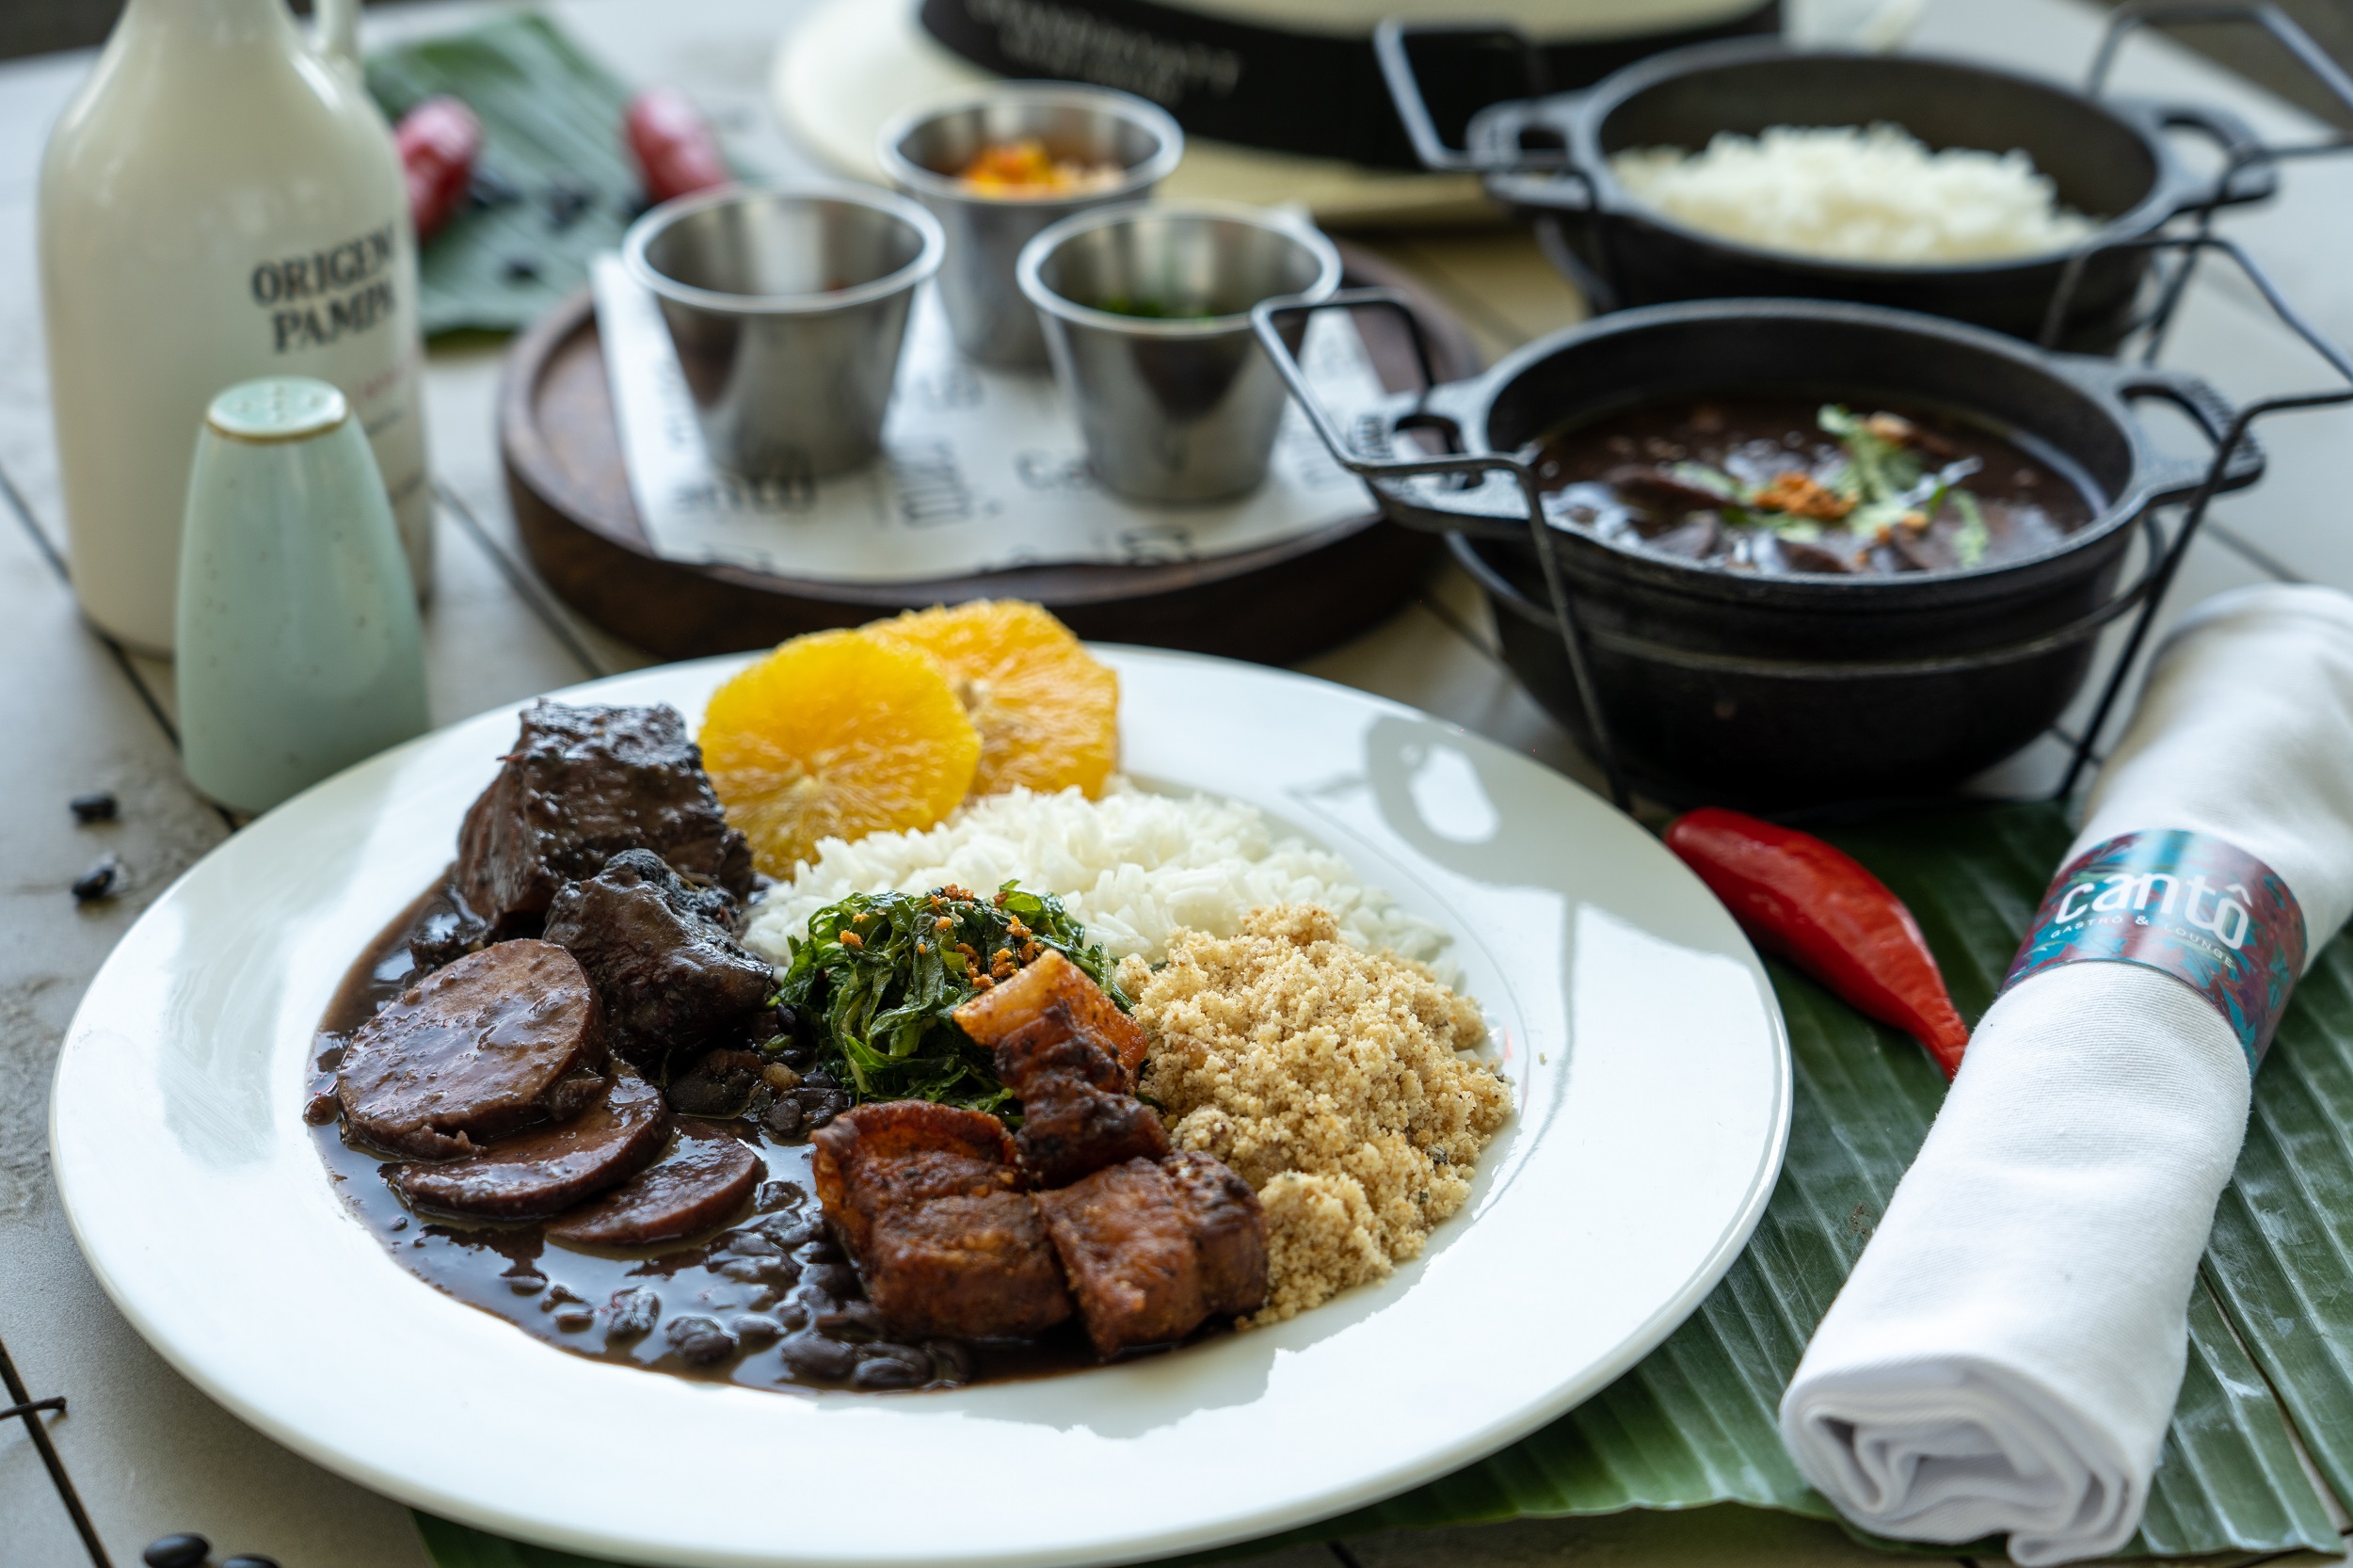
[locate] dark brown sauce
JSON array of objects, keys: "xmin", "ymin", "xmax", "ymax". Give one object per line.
[
  {"xmin": 1531, "ymin": 394, "xmax": 2097, "ymax": 577},
  {"xmin": 311, "ymin": 881, "xmax": 1211, "ymax": 1395}
]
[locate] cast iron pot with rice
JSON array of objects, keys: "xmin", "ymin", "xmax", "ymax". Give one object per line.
[
  {"xmin": 1252, "ymin": 293, "xmax": 2264, "ymax": 806},
  {"xmin": 1377, "ymin": 25, "xmax": 2281, "ymax": 351}
]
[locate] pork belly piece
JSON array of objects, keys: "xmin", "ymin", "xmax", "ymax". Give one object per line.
[
  {"xmin": 545, "ymin": 1125, "xmax": 759, "ymax": 1246},
  {"xmin": 336, "ymin": 940, "xmax": 608, "ymax": 1160},
  {"xmin": 391, "ymin": 1073, "xmax": 669, "ymax": 1220},
  {"xmin": 1161, "ymin": 1150, "xmax": 1269, "ymax": 1318},
  {"xmin": 1032, "ymin": 1158, "xmax": 1204, "ymax": 1356},
  {"xmin": 455, "ymin": 702, "xmax": 753, "ymax": 935},
  {"xmin": 541, "ymin": 849, "xmax": 773, "ymax": 1068},
  {"xmin": 952, "ymin": 949, "xmax": 1147, "ymax": 1081},
  {"xmin": 993, "ymin": 1018, "xmax": 1169, "ymax": 1188},
  {"xmin": 812, "ymin": 1102, "xmax": 1071, "ymax": 1340}
]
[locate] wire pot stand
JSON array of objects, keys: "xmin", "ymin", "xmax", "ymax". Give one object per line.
[{"xmin": 1257, "ymin": 104, "xmax": 2353, "ymax": 818}]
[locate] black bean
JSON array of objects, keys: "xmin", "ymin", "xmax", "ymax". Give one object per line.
[
  {"xmin": 731, "ymin": 1313, "xmax": 784, "ymax": 1345},
  {"xmin": 142, "ymin": 1536, "xmax": 209, "ymax": 1568},
  {"xmin": 544, "ymin": 180, "xmax": 594, "ymax": 230},
  {"xmin": 926, "ymin": 1339, "xmax": 972, "ymax": 1385},
  {"xmin": 388, "ymin": 1214, "xmax": 408, "ymax": 1232},
  {"xmin": 777, "ymin": 1332, "xmax": 858, "ymax": 1380},
  {"xmin": 725, "ymin": 1229, "xmax": 783, "ymax": 1258},
  {"xmin": 755, "ymin": 1179, "xmax": 806, "ymax": 1212},
  {"xmin": 72, "ymin": 856, "xmax": 120, "ymax": 903},
  {"xmin": 541, "ymin": 1283, "xmax": 584, "ymax": 1307},
  {"xmin": 301, "ymin": 1091, "xmax": 340, "ymax": 1126},
  {"xmin": 717, "ymin": 1257, "xmax": 776, "ymax": 1284},
  {"xmin": 608, "ymin": 1287, "xmax": 661, "ymax": 1338},
  {"xmin": 814, "ymin": 1301, "xmax": 883, "ymax": 1340},
  {"xmin": 665, "ymin": 1315, "xmax": 738, "ymax": 1364},
  {"xmin": 762, "ymin": 1213, "xmax": 823, "ymax": 1249},
  {"xmin": 761, "ymin": 1096, "xmax": 808, "ymax": 1142},
  {"xmin": 506, "ymin": 1271, "xmax": 547, "ymax": 1297},
  {"xmin": 854, "ymin": 1344, "xmax": 930, "ymax": 1389},
  {"xmin": 469, "ymin": 167, "xmax": 522, "ymax": 207},
  {"xmin": 774, "ymin": 1299, "xmax": 812, "ymax": 1333},
  {"xmin": 800, "ymin": 1262, "xmax": 859, "ymax": 1298},
  {"xmin": 502, "ymin": 255, "xmax": 541, "ymax": 282},
  {"xmin": 553, "ymin": 1306, "xmax": 596, "ymax": 1333},
  {"xmin": 70, "ymin": 791, "xmax": 118, "ymax": 824}
]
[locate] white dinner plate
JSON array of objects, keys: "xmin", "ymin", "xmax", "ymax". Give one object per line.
[{"xmin": 52, "ymin": 647, "xmax": 1790, "ymax": 1568}]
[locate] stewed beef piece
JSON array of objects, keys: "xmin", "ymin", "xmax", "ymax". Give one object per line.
[
  {"xmin": 812, "ymin": 1102, "xmax": 1072, "ymax": 1341},
  {"xmin": 455, "ymin": 702, "xmax": 752, "ymax": 935},
  {"xmin": 541, "ymin": 849, "xmax": 774, "ymax": 1068},
  {"xmin": 992, "ymin": 1015, "xmax": 1170, "ymax": 1188},
  {"xmin": 336, "ymin": 939, "xmax": 608, "ymax": 1159},
  {"xmin": 1033, "ymin": 1153, "xmax": 1270, "ymax": 1356},
  {"xmin": 391, "ymin": 1073, "xmax": 669, "ymax": 1220},
  {"xmin": 545, "ymin": 1124, "xmax": 760, "ymax": 1247}
]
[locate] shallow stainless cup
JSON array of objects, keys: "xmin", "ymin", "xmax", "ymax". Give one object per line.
[
  {"xmin": 1018, "ymin": 202, "xmax": 1343, "ymax": 504},
  {"xmin": 879, "ymin": 86, "xmax": 1181, "ymax": 369},
  {"xmin": 623, "ymin": 185, "xmax": 944, "ymax": 481}
]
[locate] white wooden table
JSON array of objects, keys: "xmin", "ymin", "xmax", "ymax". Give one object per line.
[{"xmin": 3, "ymin": 1, "xmax": 2349, "ymax": 1563}]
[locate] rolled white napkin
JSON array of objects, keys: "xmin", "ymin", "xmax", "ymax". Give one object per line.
[{"xmin": 1780, "ymin": 584, "xmax": 2353, "ymax": 1565}]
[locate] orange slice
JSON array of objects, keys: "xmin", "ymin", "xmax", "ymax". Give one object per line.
[
  {"xmin": 698, "ymin": 629, "xmax": 979, "ymax": 876},
  {"xmin": 870, "ymin": 600, "xmax": 1118, "ymax": 799}
]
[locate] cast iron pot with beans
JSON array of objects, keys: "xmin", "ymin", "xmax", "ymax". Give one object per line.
[
  {"xmin": 1376, "ymin": 25, "xmax": 2281, "ymax": 352},
  {"xmin": 1251, "ymin": 293, "xmax": 2263, "ymax": 808}
]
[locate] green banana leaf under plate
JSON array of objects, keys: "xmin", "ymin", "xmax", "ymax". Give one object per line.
[{"xmin": 411, "ymin": 801, "xmax": 2353, "ymax": 1566}]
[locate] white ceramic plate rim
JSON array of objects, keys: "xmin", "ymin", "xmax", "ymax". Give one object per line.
[{"xmin": 52, "ymin": 647, "xmax": 1790, "ymax": 1568}]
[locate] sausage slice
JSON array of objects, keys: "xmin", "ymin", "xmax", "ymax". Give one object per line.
[
  {"xmin": 336, "ymin": 939, "xmax": 606, "ymax": 1160},
  {"xmin": 390, "ymin": 1074, "xmax": 670, "ymax": 1220}
]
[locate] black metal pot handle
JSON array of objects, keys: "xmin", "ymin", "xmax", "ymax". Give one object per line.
[
  {"xmin": 2118, "ymin": 365, "xmax": 2270, "ymax": 501},
  {"xmin": 1253, "ymin": 288, "xmax": 1633, "ymax": 808},
  {"xmin": 2141, "ymin": 99, "xmax": 2281, "ymax": 211},
  {"xmin": 1372, "ymin": 20, "xmax": 1570, "ymax": 175}
]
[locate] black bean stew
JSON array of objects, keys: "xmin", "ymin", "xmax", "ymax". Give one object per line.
[
  {"xmin": 1530, "ymin": 395, "xmax": 2095, "ymax": 577},
  {"xmin": 310, "ymin": 883, "xmax": 1138, "ymax": 1395}
]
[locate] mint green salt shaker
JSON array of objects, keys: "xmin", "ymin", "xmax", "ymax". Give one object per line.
[{"xmin": 176, "ymin": 376, "xmax": 429, "ymax": 814}]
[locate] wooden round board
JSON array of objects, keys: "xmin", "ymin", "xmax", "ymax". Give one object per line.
[{"xmin": 500, "ymin": 244, "xmax": 1481, "ymax": 663}]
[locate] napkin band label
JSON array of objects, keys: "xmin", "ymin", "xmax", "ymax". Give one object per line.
[{"xmin": 2004, "ymin": 831, "xmax": 2306, "ymax": 1072}]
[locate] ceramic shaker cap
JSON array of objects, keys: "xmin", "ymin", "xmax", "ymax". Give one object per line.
[{"xmin": 205, "ymin": 376, "xmax": 350, "ymax": 444}]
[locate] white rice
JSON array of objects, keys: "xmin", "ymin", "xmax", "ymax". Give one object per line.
[
  {"xmin": 1610, "ymin": 121, "xmax": 2098, "ymax": 264},
  {"xmin": 741, "ymin": 783, "xmax": 1451, "ymax": 972}
]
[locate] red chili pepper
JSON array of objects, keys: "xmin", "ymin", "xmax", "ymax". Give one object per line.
[
  {"xmin": 625, "ymin": 88, "xmax": 730, "ymax": 206},
  {"xmin": 394, "ymin": 95, "xmax": 483, "ymax": 244},
  {"xmin": 1666, "ymin": 808, "xmax": 1969, "ymax": 1079}
]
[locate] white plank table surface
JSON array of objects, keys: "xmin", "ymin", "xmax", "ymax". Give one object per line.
[{"xmin": 3, "ymin": 1, "xmax": 2350, "ymax": 1564}]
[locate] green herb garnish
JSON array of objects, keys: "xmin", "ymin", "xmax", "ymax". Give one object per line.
[
  {"xmin": 771, "ymin": 882, "xmax": 1128, "ymax": 1117},
  {"xmin": 1950, "ymin": 488, "xmax": 1990, "ymax": 568}
]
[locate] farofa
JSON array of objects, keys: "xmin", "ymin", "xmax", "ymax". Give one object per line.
[{"xmin": 1125, "ymin": 904, "xmax": 1511, "ymax": 1323}]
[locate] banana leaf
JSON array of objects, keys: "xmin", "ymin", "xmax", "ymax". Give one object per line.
[
  {"xmin": 364, "ymin": 14, "xmax": 648, "ymax": 337},
  {"xmin": 413, "ymin": 803, "xmax": 2353, "ymax": 1567}
]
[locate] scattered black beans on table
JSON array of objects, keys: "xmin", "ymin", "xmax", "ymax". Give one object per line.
[
  {"xmin": 468, "ymin": 166, "xmax": 521, "ymax": 207},
  {"xmin": 70, "ymin": 790, "xmax": 117, "ymax": 823},
  {"xmin": 543, "ymin": 179, "xmax": 595, "ymax": 230},
  {"xmin": 72, "ymin": 856, "xmax": 120, "ymax": 903},
  {"xmin": 142, "ymin": 1535, "xmax": 208, "ymax": 1568}
]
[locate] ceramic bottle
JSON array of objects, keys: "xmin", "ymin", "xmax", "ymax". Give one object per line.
[{"xmin": 39, "ymin": 0, "xmax": 431, "ymax": 654}]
